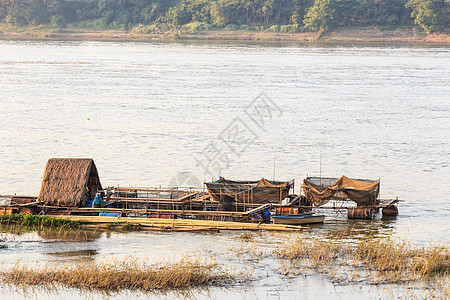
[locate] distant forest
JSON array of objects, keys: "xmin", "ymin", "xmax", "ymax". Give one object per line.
[{"xmin": 0, "ymin": 0, "xmax": 448, "ymax": 33}]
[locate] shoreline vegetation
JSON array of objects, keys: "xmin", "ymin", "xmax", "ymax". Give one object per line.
[
  {"xmin": 0, "ymin": 24, "xmax": 449, "ymax": 44},
  {"xmin": 0, "ymin": 213, "xmax": 85, "ymax": 228},
  {"xmin": 0, "ymin": 0, "xmax": 448, "ymax": 45}
]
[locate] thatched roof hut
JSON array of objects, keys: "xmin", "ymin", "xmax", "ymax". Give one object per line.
[{"xmin": 38, "ymin": 158, "xmax": 102, "ymax": 207}]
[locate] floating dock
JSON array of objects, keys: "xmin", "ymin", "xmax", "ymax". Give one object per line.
[{"xmin": 0, "ymin": 158, "xmax": 403, "ymax": 231}]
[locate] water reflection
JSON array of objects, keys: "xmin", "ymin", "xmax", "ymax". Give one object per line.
[
  {"xmin": 308, "ymin": 212, "xmax": 398, "ymax": 239},
  {"xmin": 0, "ymin": 224, "xmax": 102, "ymax": 242},
  {"xmin": 37, "ymin": 229, "xmax": 102, "ymax": 242},
  {"xmin": 45, "ymin": 249, "xmax": 99, "ymax": 261}
]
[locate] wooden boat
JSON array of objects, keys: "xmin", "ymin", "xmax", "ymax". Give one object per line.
[{"xmin": 272, "ymin": 213, "xmax": 325, "ymax": 225}]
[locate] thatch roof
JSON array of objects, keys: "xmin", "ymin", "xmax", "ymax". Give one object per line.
[{"xmin": 38, "ymin": 158, "xmax": 102, "ymax": 207}]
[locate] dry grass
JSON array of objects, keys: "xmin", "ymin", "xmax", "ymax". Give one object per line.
[
  {"xmin": 236, "ymin": 233, "xmax": 254, "ymax": 242},
  {"xmin": 276, "ymin": 234, "xmax": 449, "ymax": 284},
  {"xmin": 230, "ymin": 240, "xmax": 265, "ymax": 260},
  {"xmin": 277, "ymin": 236, "xmax": 344, "ymax": 269},
  {"xmin": 276, "ymin": 234, "xmax": 449, "ymax": 298},
  {"xmin": 1, "ymin": 256, "xmax": 235, "ymax": 292},
  {"xmin": 353, "ymin": 236, "xmax": 450, "ymax": 279}
]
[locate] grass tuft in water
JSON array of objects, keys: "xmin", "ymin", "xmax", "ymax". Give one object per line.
[
  {"xmin": 276, "ymin": 234, "xmax": 449, "ymax": 282},
  {"xmin": 236, "ymin": 233, "xmax": 254, "ymax": 242},
  {"xmin": 2, "ymin": 256, "xmax": 235, "ymax": 291}
]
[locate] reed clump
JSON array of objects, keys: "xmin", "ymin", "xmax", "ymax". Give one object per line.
[
  {"xmin": 2, "ymin": 257, "xmax": 234, "ymax": 291},
  {"xmin": 277, "ymin": 236, "xmax": 344, "ymax": 268},
  {"xmin": 411, "ymin": 244, "xmax": 450, "ymax": 277},
  {"xmin": 122, "ymin": 223, "xmax": 141, "ymax": 231},
  {"xmin": 276, "ymin": 234, "xmax": 449, "ymax": 282},
  {"xmin": 236, "ymin": 233, "xmax": 254, "ymax": 242},
  {"xmin": 353, "ymin": 236, "xmax": 450, "ymax": 278},
  {"xmin": 353, "ymin": 236, "xmax": 413, "ymax": 273}
]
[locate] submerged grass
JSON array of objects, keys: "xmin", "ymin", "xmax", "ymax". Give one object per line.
[
  {"xmin": 353, "ymin": 236, "xmax": 449, "ymax": 278},
  {"xmin": 276, "ymin": 234, "xmax": 449, "ymax": 283},
  {"xmin": 2, "ymin": 256, "xmax": 235, "ymax": 292},
  {"xmin": 236, "ymin": 233, "xmax": 255, "ymax": 242},
  {"xmin": 277, "ymin": 235, "xmax": 344, "ymax": 269}
]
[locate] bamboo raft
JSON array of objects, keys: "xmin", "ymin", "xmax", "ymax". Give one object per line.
[
  {"xmin": 0, "ymin": 159, "xmax": 403, "ymax": 232},
  {"xmin": 60, "ymin": 215, "xmax": 307, "ymax": 232}
]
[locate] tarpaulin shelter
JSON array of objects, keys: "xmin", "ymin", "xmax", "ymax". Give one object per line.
[
  {"xmin": 38, "ymin": 158, "xmax": 102, "ymax": 207},
  {"xmin": 206, "ymin": 177, "xmax": 294, "ymax": 207},
  {"xmin": 302, "ymin": 176, "xmax": 379, "ymax": 206}
]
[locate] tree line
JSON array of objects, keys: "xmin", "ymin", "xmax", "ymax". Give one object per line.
[{"xmin": 0, "ymin": 0, "xmax": 448, "ymax": 33}]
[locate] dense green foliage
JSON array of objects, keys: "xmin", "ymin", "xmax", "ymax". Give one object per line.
[
  {"xmin": 0, "ymin": 0, "xmax": 448, "ymax": 32},
  {"xmin": 0, "ymin": 214, "xmax": 84, "ymax": 228},
  {"xmin": 303, "ymin": 0, "xmax": 336, "ymax": 32},
  {"xmin": 407, "ymin": 0, "xmax": 449, "ymax": 33}
]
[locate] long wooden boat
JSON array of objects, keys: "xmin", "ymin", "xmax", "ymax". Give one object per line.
[{"xmin": 272, "ymin": 213, "xmax": 325, "ymax": 225}]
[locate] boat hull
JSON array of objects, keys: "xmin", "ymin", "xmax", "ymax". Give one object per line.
[{"xmin": 272, "ymin": 214, "xmax": 325, "ymax": 225}]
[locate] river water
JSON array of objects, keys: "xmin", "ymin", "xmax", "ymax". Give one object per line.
[{"xmin": 0, "ymin": 40, "xmax": 449, "ymax": 299}]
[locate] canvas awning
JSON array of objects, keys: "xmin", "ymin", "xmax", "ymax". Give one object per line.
[
  {"xmin": 206, "ymin": 177, "xmax": 294, "ymax": 205},
  {"xmin": 302, "ymin": 176, "xmax": 379, "ymax": 206}
]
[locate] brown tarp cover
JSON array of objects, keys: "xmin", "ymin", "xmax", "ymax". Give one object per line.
[
  {"xmin": 206, "ymin": 177, "xmax": 294, "ymax": 204},
  {"xmin": 302, "ymin": 176, "xmax": 379, "ymax": 206}
]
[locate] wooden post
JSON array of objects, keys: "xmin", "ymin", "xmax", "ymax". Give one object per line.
[
  {"xmin": 292, "ymin": 180, "xmax": 295, "ymax": 196},
  {"xmin": 279, "ymin": 186, "xmax": 282, "ymax": 205}
]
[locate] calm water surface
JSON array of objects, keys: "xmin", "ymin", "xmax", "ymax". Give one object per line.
[{"xmin": 0, "ymin": 40, "xmax": 448, "ymax": 299}]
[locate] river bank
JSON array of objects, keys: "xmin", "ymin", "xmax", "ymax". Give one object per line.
[{"xmin": 1, "ymin": 25, "xmax": 449, "ymax": 45}]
